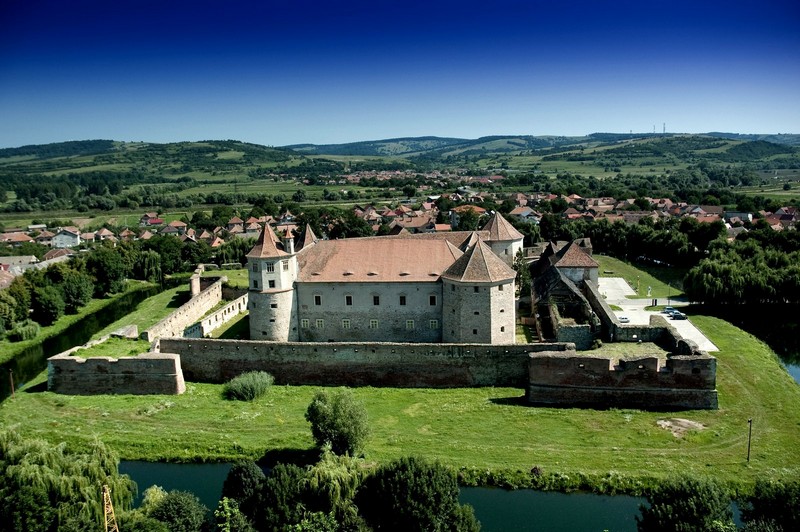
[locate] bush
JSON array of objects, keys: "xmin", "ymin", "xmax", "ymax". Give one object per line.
[
  {"xmin": 31, "ymin": 285, "xmax": 65, "ymax": 325},
  {"xmin": 223, "ymin": 371, "xmax": 274, "ymax": 401},
  {"xmin": 305, "ymin": 389, "xmax": 370, "ymax": 456},
  {"xmin": 7, "ymin": 320, "xmax": 40, "ymax": 342},
  {"xmin": 637, "ymin": 476, "xmax": 733, "ymax": 531},
  {"xmin": 355, "ymin": 456, "xmax": 480, "ymax": 531}
]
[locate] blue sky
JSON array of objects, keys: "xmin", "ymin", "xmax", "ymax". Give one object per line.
[{"xmin": 1, "ymin": 0, "xmax": 798, "ymax": 147}]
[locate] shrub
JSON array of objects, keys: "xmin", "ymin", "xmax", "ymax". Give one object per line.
[
  {"xmin": 223, "ymin": 371, "xmax": 274, "ymax": 401},
  {"xmin": 8, "ymin": 320, "xmax": 40, "ymax": 342},
  {"xmin": 740, "ymin": 479, "xmax": 800, "ymax": 531},
  {"xmin": 222, "ymin": 461, "xmax": 266, "ymax": 516},
  {"xmin": 305, "ymin": 389, "xmax": 370, "ymax": 456},
  {"xmin": 31, "ymin": 285, "xmax": 65, "ymax": 325}
]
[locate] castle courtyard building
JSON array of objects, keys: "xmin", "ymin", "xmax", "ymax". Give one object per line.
[{"xmin": 247, "ymin": 213, "xmax": 522, "ymax": 345}]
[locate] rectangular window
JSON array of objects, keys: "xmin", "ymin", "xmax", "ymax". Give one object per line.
[
  {"xmin": 252, "ymin": 263, "xmax": 258, "ymax": 272},
  {"xmin": 345, "ymin": 295, "xmax": 353, "ymax": 306},
  {"xmin": 499, "ymin": 284, "xmax": 504, "ymax": 291},
  {"xmin": 373, "ymin": 295, "xmax": 380, "ymax": 306},
  {"xmin": 283, "ymin": 260, "xmax": 289, "ymax": 271},
  {"xmin": 474, "ymin": 286, "xmax": 480, "ymax": 293},
  {"xmin": 266, "ymin": 262, "xmax": 275, "ymax": 272},
  {"xmin": 504, "ymin": 249, "xmax": 508, "ymax": 255},
  {"xmin": 473, "ymin": 329, "xmax": 478, "ymax": 335},
  {"xmin": 268, "ymin": 280, "xmax": 275, "ymax": 288},
  {"xmin": 369, "ymin": 319, "xmax": 379, "ymax": 329},
  {"xmin": 270, "ymin": 303, "xmax": 278, "ymax": 309},
  {"xmin": 429, "ymin": 320, "xmax": 439, "ymax": 329},
  {"xmin": 399, "ymin": 295, "xmax": 406, "ymax": 306},
  {"xmin": 500, "ymin": 326, "xmax": 505, "ymax": 332},
  {"xmin": 301, "ymin": 319, "xmax": 309, "ymax": 329},
  {"xmin": 314, "ymin": 295, "xmax": 321, "ymax": 306},
  {"xmin": 429, "ymin": 295, "xmax": 437, "ymax": 306},
  {"xmin": 316, "ymin": 319, "xmax": 324, "ymax": 329},
  {"xmin": 252, "ymin": 280, "xmax": 258, "ymax": 289},
  {"xmin": 342, "ymin": 319, "xmax": 351, "ymax": 329},
  {"xmin": 406, "ymin": 320, "xmax": 414, "ymax": 330},
  {"xmin": 451, "ymin": 285, "xmax": 455, "ymax": 291}
]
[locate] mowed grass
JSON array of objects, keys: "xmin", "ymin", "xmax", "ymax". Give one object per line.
[
  {"xmin": 73, "ymin": 337, "xmax": 151, "ymax": 358},
  {"xmin": 1, "ymin": 315, "xmax": 798, "ymax": 490},
  {"xmin": 595, "ymin": 255, "xmax": 687, "ymax": 299}
]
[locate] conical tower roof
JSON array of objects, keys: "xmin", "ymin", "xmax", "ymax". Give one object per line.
[
  {"xmin": 246, "ymin": 226, "xmax": 288, "ymax": 259},
  {"xmin": 297, "ymin": 224, "xmax": 318, "ymax": 251},
  {"xmin": 482, "ymin": 212, "xmax": 524, "ymax": 241},
  {"xmin": 441, "ymin": 240, "xmax": 516, "ymax": 283}
]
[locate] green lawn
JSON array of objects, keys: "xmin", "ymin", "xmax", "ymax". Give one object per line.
[
  {"xmin": 72, "ymin": 337, "xmax": 151, "ymax": 358},
  {"xmin": 595, "ymin": 255, "xmax": 687, "ymax": 299},
  {"xmin": 2, "ymin": 315, "xmax": 798, "ymax": 493}
]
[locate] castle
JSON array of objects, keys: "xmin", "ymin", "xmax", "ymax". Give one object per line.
[{"xmin": 247, "ymin": 213, "xmax": 524, "ymax": 344}]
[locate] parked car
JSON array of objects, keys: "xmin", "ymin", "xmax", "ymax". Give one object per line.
[
  {"xmin": 661, "ymin": 306, "xmax": 676, "ymax": 314},
  {"xmin": 618, "ymin": 316, "xmax": 630, "ymax": 323},
  {"xmin": 671, "ymin": 312, "xmax": 687, "ymax": 320}
]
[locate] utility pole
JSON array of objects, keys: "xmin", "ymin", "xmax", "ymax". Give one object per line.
[
  {"xmin": 747, "ymin": 418, "xmax": 753, "ymax": 462},
  {"xmin": 8, "ymin": 369, "xmax": 14, "ymax": 399}
]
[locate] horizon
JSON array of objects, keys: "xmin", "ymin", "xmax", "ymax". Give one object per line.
[{"xmin": 1, "ymin": 0, "xmax": 799, "ymax": 149}]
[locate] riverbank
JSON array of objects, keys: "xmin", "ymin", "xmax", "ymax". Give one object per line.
[
  {"xmin": 2, "ymin": 314, "xmax": 798, "ymax": 494},
  {"xmin": 0, "ymin": 281, "xmax": 156, "ymax": 366}
]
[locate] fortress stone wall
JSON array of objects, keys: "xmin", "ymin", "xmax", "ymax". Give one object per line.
[
  {"xmin": 185, "ymin": 292, "xmax": 248, "ymax": 338},
  {"xmin": 48, "ymin": 352, "xmax": 186, "ymax": 395},
  {"xmin": 526, "ymin": 351, "xmax": 717, "ymax": 409},
  {"xmin": 157, "ymin": 338, "xmax": 570, "ymax": 387},
  {"xmin": 141, "ymin": 277, "xmax": 226, "ymax": 342}
]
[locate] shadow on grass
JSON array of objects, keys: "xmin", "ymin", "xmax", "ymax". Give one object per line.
[
  {"xmin": 166, "ymin": 291, "xmax": 191, "ymax": 308},
  {"xmin": 258, "ymin": 447, "xmax": 320, "ymax": 468},
  {"xmin": 489, "ymin": 395, "xmax": 528, "ymax": 407},
  {"xmin": 22, "ymin": 381, "xmax": 48, "ymax": 393}
]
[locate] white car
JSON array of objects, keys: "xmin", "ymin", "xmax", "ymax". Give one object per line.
[{"xmin": 618, "ymin": 316, "xmax": 630, "ymax": 323}]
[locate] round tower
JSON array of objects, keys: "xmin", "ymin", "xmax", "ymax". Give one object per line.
[
  {"xmin": 246, "ymin": 226, "xmax": 299, "ymax": 341},
  {"xmin": 441, "ymin": 240, "xmax": 516, "ymax": 344}
]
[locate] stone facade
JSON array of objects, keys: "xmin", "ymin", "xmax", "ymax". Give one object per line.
[
  {"xmin": 185, "ymin": 292, "xmax": 248, "ymax": 338},
  {"xmin": 158, "ymin": 337, "xmax": 570, "ymax": 387},
  {"xmin": 442, "ymin": 280, "xmax": 515, "ymax": 344},
  {"xmin": 48, "ymin": 352, "xmax": 186, "ymax": 395}
]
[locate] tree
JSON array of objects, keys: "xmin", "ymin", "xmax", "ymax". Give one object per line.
[
  {"xmin": 149, "ymin": 490, "xmax": 209, "ymax": 532},
  {"xmin": 135, "ymin": 249, "xmax": 163, "ymax": 283},
  {"xmin": 144, "ymin": 235, "xmax": 185, "ymax": 274},
  {"xmin": 513, "ymin": 250, "xmax": 532, "ymax": 298},
  {"xmin": 86, "ymin": 246, "xmax": 129, "ymax": 295},
  {"xmin": 740, "ymin": 480, "xmax": 800, "ymax": 531},
  {"xmin": 6, "ymin": 276, "xmax": 31, "ymax": 322},
  {"xmin": 637, "ymin": 476, "xmax": 733, "ymax": 531},
  {"xmin": 31, "ymin": 285, "xmax": 65, "ymax": 325},
  {"xmin": 222, "ymin": 461, "xmax": 266, "ymax": 516},
  {"xmin": 305, "ymin": 389, "xmax": 370, "ymax": 456},
  {"xmin": 251, "ymin": 463, "xmax": 308, "ymax": 530},
  {"xmin": 292, "ymin": 190, "xmax": 307, "ymax": 203},
  {"xmin": 454, "ymin": 208, "xmax": 480, "ymax": 231},
  {"xmin": 0, "ymin": 429, "xmax": 135, "ymax": 531},
  {"xmin": 354, "ymin": 456, "xmax": 480, "ymax": 531},
  {"xmin": 59, "ymin": 268, "xmax": 94, "ymax": 313}
]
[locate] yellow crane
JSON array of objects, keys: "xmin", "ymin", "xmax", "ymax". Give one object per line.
[{"xmin": 102, "ymin": 485, "xmax": 119, "ymax": 532}]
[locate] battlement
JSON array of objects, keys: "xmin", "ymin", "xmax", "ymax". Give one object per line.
[{"xmin": 526, "ymin": 351, "xmax": 717, "ymax": 410}]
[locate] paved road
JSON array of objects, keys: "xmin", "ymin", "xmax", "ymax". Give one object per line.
[{"xmin": 598, "ymin": 278, "xmax": 718, "ymax": 352}]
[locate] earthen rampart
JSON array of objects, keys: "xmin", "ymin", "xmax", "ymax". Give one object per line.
[
  {"xmin": 526, "ymin": 350, "xmax": 717, "ymax": 409},
  {"xmin": 48, "ymin": 352, "xmax": 186, "ymax": 395},
  {"xmin": 141, "ymin": 277, "xmax": 226, "ymax": 342},
  {"xmin": 157, "ymin": 338, "xmax": 571, "ymax": 387}
]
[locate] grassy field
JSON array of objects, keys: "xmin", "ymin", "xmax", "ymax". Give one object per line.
[
  {"xmin": 1, "ymin": 315, "xmax": 798, "ymax": 493},
  {"xmin": 595, "ymin": 255, "xmax": 687, "ymax": 299}
]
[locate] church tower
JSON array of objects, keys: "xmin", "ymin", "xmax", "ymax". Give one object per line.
[
  {"xmin": 482, "ymin": 212, "xmax": 524, "ymax": 267},
  {"xmin": 246, "ymin": 226, "xmax": 299, "ymax": 341},
  {"xmin": 441, "ymin": 240, "xmax": 516, "ymax": 344}
]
